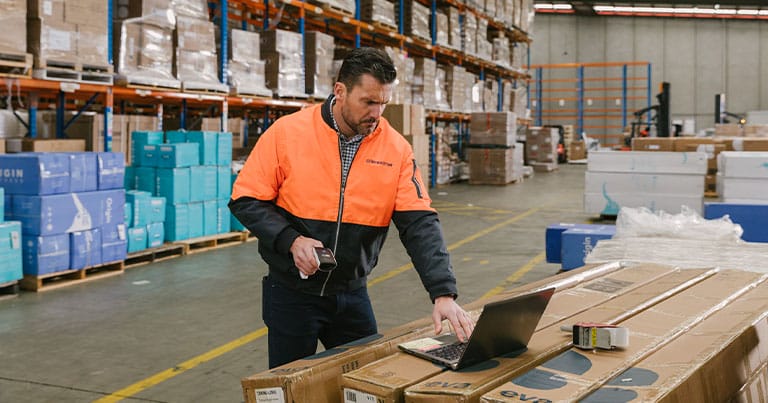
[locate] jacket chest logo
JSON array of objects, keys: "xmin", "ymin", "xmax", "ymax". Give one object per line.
[{"xmin": 365, "ymin": 159, "xmax": 393, "ymax": 167}]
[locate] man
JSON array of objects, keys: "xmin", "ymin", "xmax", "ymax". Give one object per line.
[{"xmin": 229, "ymin": 47, "xmax": 474, "ymax": 369}]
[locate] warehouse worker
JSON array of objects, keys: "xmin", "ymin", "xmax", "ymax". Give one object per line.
[{"xmin": 229, "ymin": 47, "xmax": 474, "ymax": 368}]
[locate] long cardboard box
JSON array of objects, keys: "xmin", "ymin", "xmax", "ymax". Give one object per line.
[
  {"xmin": 402, "ymin": 268, "xmax": 717, "ymax": 402},
  {"xmin": 584, "ymin": 171, "xmax": 704, "ymax": 195},
  {"xmin": 583, "ymin": 192, "xmax": 703, "ymax": 216},
  {"xmin": 588, "ymin": 151, "xmax": 708, "ymax": 175},
  {"xmin": 340, "ymin": 264, "xmax": 687, "ymax": 403}
]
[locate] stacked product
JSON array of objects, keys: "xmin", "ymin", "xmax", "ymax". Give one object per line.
[
  {"xmin": 0, "ymin": 152, "xmax": 126, "ymax": 277},
  {"xmin": 512, "ymin": 42, "xmax": 528, "ymax": 73},
  {"xmin": 0, "ymin": 187, "xmax": 23, "ymax": 286},
  {"xmin": 434, "ymin": 67, "xmax": 451, "ymax": 111},
  {"xmin": 717, "ymin": 152, "xmax": 768, "ymax": 204},
  {"xmin": 310, "ymin": 0, "xmax": 355, "ymax": 15},
  {"xmin": 432, "ymin": 11, "xmax": 449, "ymax": 47},
  {"xmin": 525, "ymin": 126, "xmax": 559, "ymax": 171},
  {"xmin": 400, "ymin": 0, "xmax": 430, "ymax": 41},
  {"xmin": 382, "ymin": 104, "xmax": 428, "ymax": 176},
  {"xmin": 446, "ymin": 7, "xmax": 461, "ymax": 50},
  {"xmin": 126, "ymin": 130, "xmax": 233, "ymax": 242},
  {"xmin": 115, "ymin": 1, "xmax": 179, "ymax": 88},
  {"xmin": 492, "ymin": 35, "xmax": 511, "ymax": 67},
  {"xmin": 463, "ymin": 12, "xmax": 478, "ymax": 56},
  {"xmin": 261, "ymin": 29, "xmax": 305, "ymax": 98},
  {"xmin": 483, "ymin": 79, "xmax": 499, "ymax": 112},
  {"xmin": 384, "ymin": 47, "xmax": 413, "ymax": 104},
  {"xmin": 1, "ymin": 0, "xmax": 27, "ymax": 70},
  {"xmin": 360, "ymin": 0, "xmax": 396, "ymax": 28},
  {"xmin": 228, "ymin": 29, "xmax": 271, "ymax": 97},
  {"xmin": 468, "ymin": 112, "xmax": 523, "ymax": 185},
  {"xmin": 305, "ymin": 31, "xmax": 335, "ymax": 98},
  {"xmin": 584, "ymin": 151, "xmax": 708, "ymax": 216},
  {"xmin": 125, "ymin": 191, "xmax": 167, "ymax": 253},
  {"xmin": 445, "ymin": 66, "xmax": 471, "ymax": 113},
  {"xmin": 412, "ymin": 58, "xmax": 437, "ymax": 110},
  {"xmin": 476, "ymin": 19, "xmax": 492, "ymax": 61},
  {"xmin": 174, "ymin": 12, "xmax": 228, "ymax": 92}
]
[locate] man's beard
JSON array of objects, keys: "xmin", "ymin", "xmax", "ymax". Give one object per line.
[{"xmin": 341, "ymin": 105, "xmax": 378, "ymax": 136}]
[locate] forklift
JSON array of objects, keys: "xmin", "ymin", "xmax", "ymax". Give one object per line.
[{"xmin": 625, "ymin": 82, "xmax": 673, "ymax": 146}]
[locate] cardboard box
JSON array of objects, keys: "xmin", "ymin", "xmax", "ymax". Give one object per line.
[
  {"xmin": 77, "ymin": 23, "xmax": 109, "ymax": 66},
  {"xmin": 718, "ymin": 152, "xmax": 768, "ymax": 179},
  {"xmin": 157, "ymin": 143, "xmax": 199, "ymax": 168},
  {"xmin": 681, "ymin": 142, "xmax": 725, "ymax": 173},
  {"xmin": 0, "ymin": 0, "xmax": 27, "ymax": 54},
  {"xmin": 189, "ymin": 166, "xmax": 217, "ymax": 202},
  {"xmin": 101, "ymin": 224, "xmax": 127, "ymax": 262},
  {"xmin": 112, "ymin": 0, "xmax": 175, "ymax": 28},
  {"xmin": 22, "ymin": 233, "xmax": 69, "ymax": 275},
  {"xmin": 469, "ymin": 112, "xmax": 517, "ymax": 146},
  {"xmin": 68, "ymin": 152, "xmax": 99, "ymax": 193},
  {"xmin": 383, "ymin": 104, "xmax": 411, "ymax": 136},
  {"xmin": 217, "ymin": 132, "xmax": 233, "ymax": 166},
  {"xmin": 165, "ymin": 203, "xmax": 189, "ymax": 241},
  {"xmin": 560, "ymin": 226, "xmax": 616, "ymax": 271},
  {"xmin": 186, "ymin": 131, "xmax": 218, "ymax": 165},
  {"xmin": 584, "ymin": 172, "xmax": 705, "ymax": 196},
  {"xmin": 97, "ymin": 152, "xmax": 125, "ymax": 190},
  {"xmin": 481, "ymin": 270, "xmax": 768, "ymax": 402},
  {"xmin": 127, "ymin": 226, "xmax": 147, "ymax": 252},
  {"xmin": 216, "ymin": 199, "xmax": 231, "ymax": 234},
  {"xmin": 217, "ymin": 167, "xmax": 231, "ymax": 200},
  {"xmin": 69, "ymin": 228, "xmax": 102, "ymax": 270},
  {"xmin": 148, "ymin": 197, "xmax": 166, "ymax": 224},
  {"xmin": 156, "ymin": 168, "xmax": 191, "ymax": 204},
  {"xmin": 631, "ymin": 137, "xmax": 675, "ymax": 152},
  {"xmin": 584, "ymin": 192, "xmax": 703, "ymax": 216},
  {"xmin": 27, "ymin": 17, "xmax": 79, "ymax": 65},
  {"xmin": 187, "ymin": 202, "xmax": 204, "ymax": 238},
  {"xmin": 468, "ymin": 145, "xmax": 524, "ymax": 185},
  {"xmin": 737, "ymin": 138, "xmax": 768, "ymax": 152},
  {"xmin": 410, "ymin": 105, "xmax": 425, "ymax": 136},
  {"xmin": 719, "ymin": 177, "xmax": 768, "ymax": 201},
  {"xmin": 0, "ymin": 153, "xmax": 70, "ymax": 195},
  {"xmin": 568, "ymin": 140, "xmax": 585, "ymax": 161},
  {"xmin": 203, "ymin": 200, "xmax": 217, "ymax": 235},
  {"xmin": 403, "ymin": 267, "xmax": 718, "ymax": 402},
  {"xmin": 0, "ymin": 221, "xmax": 23, "ymax": 284},
  {"xmin": 146, "ymin": 222, "xmax": 164, "ymax": 247},
  {"xmin": 14, "ymin": 139, "xmax": 86, "ymax": 153},
  {"xmin": 11, "ymin": 189, "xmax": 125, "ymax": 236},
  {"xmin": 587, "ymin": 151, "xmax": 708, "ymax": 175}
]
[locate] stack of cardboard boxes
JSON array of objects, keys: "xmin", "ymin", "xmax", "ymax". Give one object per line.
[
  {"xmin": 492, "ymin": 35, "xmax": 511, "ymax": 68},
  {"xmin": 445, "ymin": 66, "xmax": 472, "ymax": 113},
  {"xmin": 0, "ymin": 153, "xmax": 126, "ymax": 279},
  {"xmin": 468, "ymin": 112, "xmax": 523, "ymax": 185},
  {"xmin": 1, "ymin": 0, "xmax": 28, "ymax": 73},
  {"xmin": 125, "ymin": 190, "xmax": 166, "ymax": 252},
  {"xmin": 174, "ymin": 5, "xmax": 228, "ymax": 92},
  {"xmin": 412, "ymin": 58, "xmax": 438, "ymax": 110},
  {"xmin": 262, "ymin": 29, "xmax": 305, "ymax": 98},
  {"xmin": 463, "ymin": 12, "xmax": 478, "ymax": 56},
  {"xmin": 359, "ymin": 0, "xmax": 396, "ymax": 28},
  {"xmin": 400, "ymin": 0, "xmax": 431, "ymax": 41},
  {"xmin": 0, "ymin": 187, "xmax": 23, "ymax": 287},
  {"xmin": 125, "ymin": 131, "xmax": 233, "ymax": 242},
  {"xmin": 384, "ymin": 47, "xmax": 413, "ymax": 105},
  {"xmin": 525, "ymin": 126, "xmax": 559, "ymax": 172},
  {"xmin": 446, "ymin": 6, "xmax": 461, "ymax": 50},
  {"xmin": 716, "ymin": 151, "xmax": 768, "ymax": 205},
  {"xmin": 476, "ymin": 19, "xmax": 492, "ymax": 61},
  {"xmin": 228, "ymin": 29, "xmax": 271, "ymax": 97},
  {"xmin": 305, "ymin": 31, "xmax": 335, "ymax": 99}
]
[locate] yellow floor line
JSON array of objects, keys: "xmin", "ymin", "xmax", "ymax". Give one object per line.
[
  {"xmin": 95, "ymin": 206, "xmax": 542, "ymax": 402},
  {"xmin": 481, "ymin": 251, "xmax": 547, "ymax": 299}
]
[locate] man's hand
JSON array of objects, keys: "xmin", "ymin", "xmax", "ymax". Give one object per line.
[
  {"xmin": 290, "ymin": 236, "xmax": 324, "ymax": 277},
  {"xmin": 432, "ymin": 296, "xmax": 475, "ymax": 342}
]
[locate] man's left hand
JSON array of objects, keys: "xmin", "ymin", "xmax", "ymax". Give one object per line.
[{"xmin": 432, "ymin": 296, "xmax": 475, "ymax": 342}]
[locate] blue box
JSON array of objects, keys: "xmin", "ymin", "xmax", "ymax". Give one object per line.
[
  {"xmin": 0, "ymin": 187, "xmax": 3, "ymax": 221},
  {"xmin": 0, "ymin": 221, "xmax": 23, "ymax": 283},
  {"xmin": 217, "ymin": 166, "xmax": 231, "ymax": 199},
  {"xmin": 165, "ymin": 131, "xmax": 187, "ymax": 143},
  {"xmin": 0, "ymin": 154, "xmax": 70, "ymax": 195},
  {"xmin": 187, "ymin": 131, "xmax": 218, "ymax": 165},
  {"xmin": 188, "ymin": 202, "xmax": 204, "ymax": 239},
  {"xmin": 203, "ymin": 200, "xmax": 217, "ymax": 236},
  {"xmin": 217, "ymin": 199, "xmax": 231, "ymax": 234},
  {"xmin": 125, "ymin": 202, "xmax": 133, "ymax": 227},
  {"xmin": 127, "ymin": 226, "xmax": 148, "ymax": 253},
  {"xmin": 133, "ymin": 166, "xmax": 156, "ymax": 194},
  {"xmin": 22, "ymin": 234, "xmax": 70, "ymax": 276},
  {"xmin": 97, "ymin": 152, "xmax": 126, "ymax": 190},
  {"xmin": 68, "ymin": 152, "xmax": 98, "ymax": 193},
  {"xmin": 146, "ymin": 222, "xmax": 164, "ymax": 248},
  {"xmin": 561, "ymin": 225, "xmax": 616, "ymax": 271},
  {"xmin": 165, "ymin": 203, "xmax": 189, "ymax": 241},
  {"xmin": 70, "ymin": 228, "xmax": 102, "ymax": 270},
  {"xmin": 3, "ymin": 191, "xmax": 11, "ymax": 221},
  {"xmin": 190, "ymin": 166, "xmax": 217, "ymax": 202},
  {"xmin": 137, "ymin": 145, "xmax": 159, "ymax": 167},
  {"xmin": 130, "ymin": 131, "xmax": 164, "ymax": 165},
  {"xmin": 546, "ymin": 223, "xmax": 607, "ymax": 264},
  {"xmin": 217, "ymin": 132, "xmax": 233, "ymax": 166},
  {"xmin": 156, "ymin": 168, "xmax": 190, "ymax": 204},
  {"xmin": 124, "ymin": 166, "xmax": 135, "ymax": 190},
  {"xmin": 157, "ymin": 143, "xmax": 199, "ymax": 168},
  {"xmin": 126, "ymin": 190, "xmax": 152, "ymax": 227},
  {"xmin": 149, "ymin": 197, "xmax": 166, "ymax": 223},
  {"xmin": 231, "ymin": 214, "xmax": 246, "ymax": 232},
  {"xmin": 13, "ymin": 189, "xmax": 125, "ymax": 236},
  {"xmin": 102, "ymin": 224, "xmax": 127, "ymax": 262},
  {"xmin": 705, "ymin": 203, "xmax": 768, "ymax": 243}
]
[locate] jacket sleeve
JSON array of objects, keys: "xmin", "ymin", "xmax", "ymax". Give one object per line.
[
  {"xmin": 392, "ymin": 210, "xmax": 458, "ymax": 302},
  {"xmin": 228, "ymin": 197, "xmax": 301, "ymax": 254}
]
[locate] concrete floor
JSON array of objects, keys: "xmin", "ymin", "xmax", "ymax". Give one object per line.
[{"xmin": 0, "ymin": 164, "xmax": 593, "ymax": 403}]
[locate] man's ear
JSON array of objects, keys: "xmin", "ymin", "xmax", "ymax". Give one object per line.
[{"xmin": 333, "ymin": 82, "xmax": 346, "ymax": 100}]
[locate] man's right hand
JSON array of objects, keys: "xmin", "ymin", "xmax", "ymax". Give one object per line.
[{"xmin": 290, "ymin": 236, "xmax": 324, "ymax": 277}]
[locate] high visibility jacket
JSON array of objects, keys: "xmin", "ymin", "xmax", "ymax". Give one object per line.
[{"xmin": 230, "ymin": 98, "xmax": 458, "ymax": 299}]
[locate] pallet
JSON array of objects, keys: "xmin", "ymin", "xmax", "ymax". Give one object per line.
[
  {"xmin": 0, "ymin": 280, "xmax": 20, "ymax": 300},
  {"xmin": 230, "ymin": 86, "xmax": 273, "ymax": 99},
  {"xmin": 371, "ymin": 21, "xmax": 398, "ymax": 32},
  {"xmin": 273, "ymin": 91, "xmax": 310, "ymax": 100},
  {"xmin": 125, "ymin": 243, "xmax": 186, "ymax": 269},
  {"xmin": 241, "ymin": 231, "xmax": 258, "ymax": 243},
  {"xmin": 704, "ymin": 191, "xmax": 719, "ymax": 198},
  {"xmin": 320, "ymin": 3, "xmax": 354, "ymax": 17},
  {"xmin": 0, "ymin": 52, "xmax": 32, "ymax": 77},
  {"xmin": 20, "ymin": 260, "xmax": 125, "ymax": 292},
  {"xmin": 116, "ymin": 74, "xmax": 182, "ymax": 91},
  {"xmin": 174, "ymin": 232, "xmax": 248, "ymax": 255},
  {"xmin": 181, "ymin": 80, "xmax": 230, "ymax": 95}
]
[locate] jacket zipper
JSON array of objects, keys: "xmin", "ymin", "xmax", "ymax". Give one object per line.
[
  {"xmin": 320, "ymin": 138, "xmax": 353, "ymax": 296},
  {"xmin": 411, "ymin": 159, "xmax": 424, "ymax": 199}
]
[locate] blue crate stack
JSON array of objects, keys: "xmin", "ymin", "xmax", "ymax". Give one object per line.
[
  {"xmin": 0, "ymin": 187, "xmax": 24, "ymax": 285},
  {"xmin": 125, "ymin": 130, "xmax": 233, "ymax": 242},
  {"xmin": 0, "ymin": 152, "xmax": 127, "ymax": 277}
]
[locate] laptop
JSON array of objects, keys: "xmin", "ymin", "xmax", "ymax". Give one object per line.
[{"xmin": 398, "ymin": 287, "xmax": 555, "ymax": 370}]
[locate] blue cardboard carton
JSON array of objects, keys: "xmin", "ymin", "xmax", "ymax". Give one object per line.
[
  {"xmin": 217, "ymin": 132, "xmax": 233, "ymax": 166},
  {"xmin": 127, "ymin": 226, "xmax": 148, "ymax": 253},
  {"xmin": 166, "ymin": 131, "xmax": 188, "ymax": 143},
  {"xmin": 217, "ymin": 167, "xmax": 231, "ymax": 199},
  {"xmin": 97, "ymin": 152, "xmax": 126, "ymax": 190},
  {"xmin": 149, "ymin": 197, "xmax": 166, "ymax": 223},
  {"xmin": 561, "ymin": 225, "xmax": 616, "ymax": 271},
  {"xmin": 130, "ymin": 131, "xmax": 164, "ymax": 165},
  {"xmin": 156, "ymin": 168, "xmax": 190, "ymax": 204},
  {"xmin": 124, "ymin": 166, "xmax": 135, "ymax": 190},
  {"xmin": 0, "ymin": 221, "xmax": 23, "ymax": 283},
  {"xmin": 217, "ymin": 199, "xmax": 231, "ymax": 234},
  {"xmin": 22, "ymin": 234, "xmax": 70, "ymax": 276},
  {"xmin": 545, "ymin": 223, "xmax": 609, "ymax": 264},
  {"xmin": 0, "ymin": 154, "xmax": 70, "ymax": 195},
  {"xmin": 133, "ymin": 166, "xmax": 156, "ymax": 194},
  {"xmin": 187, "ymin": 131, "xmax": 218, "ymax": 165},
  {"xmin": 188, "ymin": 202, "xmax": 204, "ymax": 238},
  {"xmin": 157, "ymin": 143, "xmax": 199, "ymax": 168},
  {"xmin": 125, "ymin": 202, "xmax": 133, "ymax": 228},
  {"xmin": 231, "ymin": 214, "xmax": 246, "ymax": 232},
  {"xmin": 203, "ymin": 200, "xmax": 217, "ymax": 236},
  {"xmin": 705, "ymin": 203, "xmax": 768, "ymax": 243},
  {"xmin": 165, "ymin": 203, "xmax": 189, "ymax": 241},
  {"xmin": 68, "ymin": 152, "xmax": 98, "ymax": 193},
  {"xmin": 126, "ymin": 190, "xmax": 152, "ymax": 227},
  {"xmin": 137, "ymin": 144, "xmax": 159, "ymax": 167},
  {"xmin": 3, "ymin": 191, "xmax": 10, "ymax": 221},
  {"xmin": 102, "ymin": 224, "xmax": 127, "ymax": 262},
  {"xmin": 0, "ymin": 187, "xmax": 3, "ymax": 221},
  {"xmin": 70, "ymin": 228, "xmax": 102, "ymax": 270},
  {"xmin": 146, "ymin": 222, "xmax": 164, "ymax": 248},
  {"xmin": 13, "ymin": 190, "xmax": 125, "ymax": 236},
  {"xmin": 190, "ymin": 166, "xmax": 217, "ymax": 202}
]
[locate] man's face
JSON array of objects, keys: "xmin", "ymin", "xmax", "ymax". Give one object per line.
[{"xmin": 335, "ymin": 74, "xmax": 393, "ymax": 136}]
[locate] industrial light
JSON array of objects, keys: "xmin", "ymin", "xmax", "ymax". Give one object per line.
[
  {"xmin": 534, "ymin": 3, "xmax": 573, "ymax": 11},
  {"xmin": 591, "ymin": 4, "xmax": 767, "ymax": 19}
]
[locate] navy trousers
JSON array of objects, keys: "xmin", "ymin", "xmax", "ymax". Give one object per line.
[{"xmin": 262, "ymin": 275, "xmax": 378, "ymax": 368}]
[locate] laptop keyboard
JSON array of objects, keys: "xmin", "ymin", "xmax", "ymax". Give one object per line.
[{"xmin": 429, "ymin": 342, "xmax": 468, "ymax": 361}]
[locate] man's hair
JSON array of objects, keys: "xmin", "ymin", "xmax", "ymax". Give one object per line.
[{"xmin": 336, "ymin": 47, "xmax": 397, "ymax": 89}]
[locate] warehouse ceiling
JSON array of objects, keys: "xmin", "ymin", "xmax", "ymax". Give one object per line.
[{"xmin": 534, "ymin": 1, "xmax": 768, "ymax": 17}]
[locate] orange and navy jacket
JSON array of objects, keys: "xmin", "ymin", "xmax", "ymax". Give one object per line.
[{"xmin": 229, "ymin": 96, "xmax": 458, "ymax": 299}]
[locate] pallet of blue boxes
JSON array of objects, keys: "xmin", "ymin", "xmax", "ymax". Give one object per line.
[
  {"xmin": 124, "ymin": 130, "xmax": 238, "ymax": 256},
  {"xmin": 0, "ymin": 152, "xmax": 127, "ymax": 291}
]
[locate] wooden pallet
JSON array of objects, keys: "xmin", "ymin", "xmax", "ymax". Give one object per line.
[
  {"xmin": 0, "ymin": 280, "xmax": 20, "ymax": 300},
  {"xmin": 20, "ymin": 260, "xmax": 125, "ymax": 292},
  {"xmin": 320, "ymin": 3, "xmax": 354, "ymax": 17},
  {"xmin": 230, "ymin": 86, "xmax": 273, "ymax": 99},
  {"xmin": 174, "ymin": 232, "xmax": 248, "ymax": 255},
  {"xmin": 704, "ymin": 191, "xmax": 719, "ymax": 198},
  {"xmin": 241, "ymin": 231, "xmax": 258, "ymax": 243},
  {"xmin": 371, "ymin": 21, "xmax": 398, "ymax": 32},
  {"xmin": 273, "ymin": 91, "xmax": 310, "ymax": 100},
  {"xmin": 116, "ymin": 75, "xmax": 182, "ymax": 91},
  {"xmin": 181, "ymin": 80, "xmax": 230, "ymax": 95},
  {"xmin": 125, "ymin": 243, "xmax": 186, "ymax": 269},
  {"xmin": 0, "ymin": 52, "xmax": 32, "ymax": 77}
]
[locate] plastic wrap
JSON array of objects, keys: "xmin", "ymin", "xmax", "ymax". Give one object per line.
[
  {"xmin": 493, "ymin": 36, "xmax": 511, "ymax": 67},
  {"xmin": 445, "ymin": 65, "xmax": 467, "ymax": 113},
  {"xmin": 384, "ymin": 47, "xmax": 410, "ymax": 104},
  {"xmin": 615, "ymin": 206, "xmax": 743, "ymax": 241},
  {"xmin": 305, "ymin": 31, "xmax": 334, "ymax": 98},
  {"xmin": 360, "ymin": 0, "xmax": 395, "ymax": 27},
  {"xmin": 172, "ymin": 0, "xmax": 208, "ymax": 19},
  {"xmin": 404, "ymin": 0, "xmax": 430, "ymax": 41},
  {"xmin": 28, "ymin": 18, "xmax": 78, "ymax": 63},
  {"xmin": 262, "ymin": 29, "xmax": 304, "ymax": 97},
  {"xmin": 77, "ymin": 25, "xmax": 108, "ymax": 66},
  {"xmin": 118, "ymin": 17, "xmax": 176, "ymax": 82},
  {"xmin": 447, "ymin": 7, "xmax": 461, "ymax": 50},
  {"xmin": 114, "ymin": 0, "xmax": 175, "ymax": 28},
  {"xmin": 412, "ymin": 58, "xmax": 437, "ymax": 110},
  {"xmin": 433, "ymin": 11, "xmax": 449, "ymax": 47},
  {"xmin": 463, "ymin": 12, "xmax": 477, "ymax": 55},
  {"xmin": 230, "ymin": 29, "xmax": 260, "ymax": 63},
  {"xmin": 175, "ymin": 16, "xmax": 216, "ymax": 53},
  {"xmin": 0, "ymin": 0, "xmax": 26, "ymax": 54}
]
